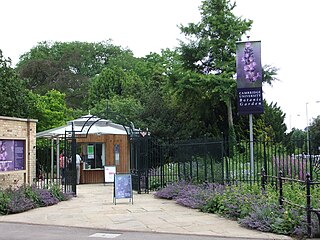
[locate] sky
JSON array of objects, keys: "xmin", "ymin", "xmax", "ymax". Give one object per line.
[{"xmin": 1, "ymin": 0, "xmax": 320, "ymax": 131}]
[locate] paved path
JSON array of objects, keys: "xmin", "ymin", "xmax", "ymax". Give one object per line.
[{"xmin": 0, "ymin": 184, "xmax": 292, "ymax": 239}]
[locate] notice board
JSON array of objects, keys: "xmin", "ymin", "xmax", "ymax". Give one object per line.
[
  {"xmin": 104, "ymin": 166, "xmax": 116, "ymax": 183},
  {"xmin": 113, "ymin": 173, "xmax": 133, "ymax": 204}
]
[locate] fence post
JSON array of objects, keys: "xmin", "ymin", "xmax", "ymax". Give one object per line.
[
  {"xmin": 306, "ymin": 173, "xmax": 312, "ymax": 238},
  {"xmin": 279, "ymin": 170, "xmax": 283, "ymax": 207},
  {"xmin": 263, "ymin": 140, "xmax": 267, "ymax": 177},
  {"xmin": 261, "ymin": 168, "xmax": 266, "ymax": 191}
]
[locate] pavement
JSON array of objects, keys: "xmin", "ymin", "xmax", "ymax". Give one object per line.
[{"xmin": 0, "ymin": 184, "xmax": 292, "ymax": 239}]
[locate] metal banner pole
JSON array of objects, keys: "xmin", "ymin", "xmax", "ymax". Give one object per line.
[{"xmin": 249, "ymin": 114, "xmax": 254, "ymax": 173}]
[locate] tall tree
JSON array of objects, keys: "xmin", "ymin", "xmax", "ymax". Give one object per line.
[
  {"xmin": 177, "ymin": 0, "xmax": 252, "ymax": 139},
  {"xmin": 0, "ymin": 50, "xmax": 31, "ymax": 118}
]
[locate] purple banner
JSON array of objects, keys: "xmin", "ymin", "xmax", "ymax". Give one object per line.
[
  {"xmin": 0, "ymin": 140, "xmax": 25, "ymax": 172},
  {"xmin": 236, "ymin": 41, "xmax": 264, "ymax": 114},
  {"xmin": 14, "ymin": 141, "xmax": 25, "ymax": 170}
]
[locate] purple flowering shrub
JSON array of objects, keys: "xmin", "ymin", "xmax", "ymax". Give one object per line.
[
  {"xmin": 154, "ymin": 181, "xmax": 225, "ymax": 209},
  {"xmin": 154, "ymin": 181, "xmax": 189, "ymax": 200},
  {"xmin": 175, "ymin": 183, "xmax": 225, "ymax": 209},
  {"xmin": 240, "ymin": 203, "xmax": 320, "ymax": 237},
  {"xmin": 202, "ymin": 184, "xmax": 264, "ymax": 219},
  {"xmin": 154, "ymin": 181, "xmax": 320, "ymax": 238},
  {"xmin": 0, "ymin": 184, "xmax": 71, "ymax": 215},
  {"xmin": 5, "ymin": 186, "xmax": 35, "ymax": 214},
  {"xmin": 33, "ymin": 187, "xmax": 59, "ymax": 206}
]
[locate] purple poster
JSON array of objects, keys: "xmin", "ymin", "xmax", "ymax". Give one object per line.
[
  {"xmin": 14, "ymin": 141, "xmax": 25, "ymax": 170},
  {"xmin": 236, "ymin": 41, "xmax": 264, "ymax": 115},
  {"xmin": 0, "ymin": 140, "xmax": 25, "ymax": 172}
]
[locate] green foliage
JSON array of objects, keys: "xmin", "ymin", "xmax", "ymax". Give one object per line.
[
  {"xmin": 259, "ymin": 101, "xmax": 287, "ymax": 142},
  {"xmin": 0, "ymin": 190, "xmax": 10, "ymax": 215},
  {"xmin": 16, "ymin": 41, "xmax": 130, "ymax": 109},
  {"xmin": 234, "ymin": 101, "xmax": 287, "ymax": 142},
  {"xmin": 203, "ymin": 184, "xmax": 263, "ymax": 219},
  {"xmin": 309, "ymin": 116, "xmax": 320, "ymax": 152},
  {"xmin": 49, "ymin": 183, "xmax": 69, "ymax": 201},
  {"xmin": 177, "ymin": 0, "xmax": 253, "ymax": 138},
  {"xmin": 1, "ymin": 1, "xmax": 284, "ymax": 141},
  {"xmin": 27, "ymin": 90, "xmax": 74, "ymax": 131},
  {"xmin": 0, "ymin": 50, "xmax": 31, "ymax": 118},
  {"xmin": 178, "ymin": 0, "xmax": 252, "ymax": 74}
]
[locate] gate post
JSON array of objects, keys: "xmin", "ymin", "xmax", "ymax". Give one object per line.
[{"xmin": 71, "ymin": 122, "xmax": 77, "ymax": 195}]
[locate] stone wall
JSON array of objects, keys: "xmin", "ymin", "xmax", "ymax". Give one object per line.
[{"xmin": 0, "ymin": 116, "xmax": 37, "ymax": 189}]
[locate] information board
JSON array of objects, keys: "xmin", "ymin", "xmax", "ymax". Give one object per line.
[
  {"xmin": 113, "ymin": 173, "xmax": 133, "ymax": 204},
  {"xmin": 104, "ymin": 166, "xmax": 116, "ymax": 183},
  {"xmin": 0, "ymin": 140, "xmax": 25, "ymax": 172}
]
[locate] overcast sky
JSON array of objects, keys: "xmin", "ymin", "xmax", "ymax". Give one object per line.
[{"xmin": 1, "ymin": 0, "xmax": 319, "ymax": 131}]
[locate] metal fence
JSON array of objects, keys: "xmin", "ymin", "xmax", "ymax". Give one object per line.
[
  {"xmin": 225, "ymin": 139, "xmax": 320, "ymax": 185},
  {"xmin": 35, "ymin": 136, "xmax": 77, "ymax": 195},
  {"xmin": 261, "ymin": 170, "xmax": 320, "ymax": 238},
  {"xmin": 130, "ymin": 137, "xmax": 224, "ymax": 193},
  {"xmin": 130, "ymin": 137, "xmax": 320, "ymax": 193}
]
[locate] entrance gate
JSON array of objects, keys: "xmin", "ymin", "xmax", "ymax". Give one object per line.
[
  {"xmin": 130, "ymin": 133, "xmax": 224, "ymax": 193},
  {"xmin": 35, "ymin": 130, "xmax": 77, "ymax": 195},
  {"xmin": 62, "ymin": 129, "xmax": 77, "ymax": 195}
]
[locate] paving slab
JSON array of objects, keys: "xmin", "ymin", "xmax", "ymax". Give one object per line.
[{"xmin": 0, "ymin": 184, "xmax": 292, "ymax": 239}]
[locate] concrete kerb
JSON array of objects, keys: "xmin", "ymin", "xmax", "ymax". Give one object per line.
[{"xmin": 0, "ymin": 184, "xmax": 292, "ymax": 240}]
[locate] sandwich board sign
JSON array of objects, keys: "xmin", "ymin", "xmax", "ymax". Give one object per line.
[{"xmin": 113, "ymin": 173, "xmax": 133, "ymax": 205}]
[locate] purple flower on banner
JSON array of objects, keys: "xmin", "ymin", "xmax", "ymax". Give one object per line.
[{"xmin": 241, "ymin": 42, "xmax": 260, "ymax": 82}]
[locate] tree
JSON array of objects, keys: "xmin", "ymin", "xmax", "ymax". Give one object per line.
[
  {"xmin": 259, "ymin": 101, "xmax": 287, "ymax": 142},
  {"xmin": 27, "ymin": 90, "xmax": 75, "ymax": 132},
  {"xmin": 177, "ymin": 0, "xmax": 252, "ymax": 139},
  {"xmin": 16, "ymin": 41, "xmax": 131, "ymax": 109},
  {"xmin": 0, "ymin": 50, "xmax": 31, "ymax": 118},
  {"xmin": 309, "ymin": 116, "xmax": 320, "ymax": 152},
  {"xmin": 178, "ymin": 0, "xmax": 252, "ymax": 75}
]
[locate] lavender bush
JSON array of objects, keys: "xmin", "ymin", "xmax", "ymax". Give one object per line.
[
  {"xmin": 154, "ymin": 181, "xmax": 320, "ymax": 238},
  {"xmin": 33, "ymin": 187, "xmax": 59, "ymax": 206},
  {"xmin": 154, "ymin": 181, "xmax": 189, "ymax": 200},
  {"xmin": 0, "ymin": 184, "xmax": 71, "ymax": 215},
  {"xmin": 6, "ymin": 187, "xmax": 35, "ymax": 214},
  {"xmin": 154, "ymin": 181, "xmax": 225, "ymax": 209},
  {"xmin": 175, "ymin": 183, "xmax": 225, "ymax": 209}
]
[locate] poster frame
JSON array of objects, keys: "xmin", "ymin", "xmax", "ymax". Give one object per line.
[
  {"xmin": 113, "ymin": 173, "xmax": 133, "ymax": 205},
  {"xmin": 104, "ymin": 165, "xmax": 116, "ymax": 184}
]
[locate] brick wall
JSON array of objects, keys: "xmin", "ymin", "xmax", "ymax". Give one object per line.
[{"xmin": 0, "ymin": 116, "xmax": 37, "ymax": 189}]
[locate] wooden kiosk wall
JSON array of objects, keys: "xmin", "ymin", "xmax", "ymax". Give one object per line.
[{"xmin": 77, "ymin": 134, "xmax": 130, "ymax": 184}]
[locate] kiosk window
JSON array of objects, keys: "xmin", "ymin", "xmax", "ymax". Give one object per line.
[{"xmin": 83, "ymin": 143, "xmax": 105, "ymax": 169}]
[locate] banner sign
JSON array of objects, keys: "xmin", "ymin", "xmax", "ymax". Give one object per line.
[
  {"xmin": 0, "ymin": 140, "xmax": 25, "ymax": 172},
  {"xmin": 236, "ymin": 40, "xmax": 264, "ymax": 114}
]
